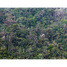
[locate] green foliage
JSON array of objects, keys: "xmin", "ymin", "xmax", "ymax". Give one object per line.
[
  {"xmin": 0, "ymin": 8, "xmax": 67, "ymax": 59},
  {"xmin": 38, "ymin": 54, "xmax": 43, "ymax": 60},
  {"xmin": 17, "ymin": 17, "xmax": 27, "ymax": 24},
  {"xmin": 48, "ymin": 45, "xmax": 53, "ymax": 51},
  {"xmin": 52, "ymin": 26, "xmax": 60, "ymax": 31},
  {"xmin": 12, "ymin": 23, "xmax": 20, "ymax": 32},
  {"xmin": 58, "ymin": 28, "xmax": 63, "ymax": 33},
  {"xmin": 0, "ymin": 9, "xmax": 6, "ymax": 24},
  {"xmin": 61, "ymin": 19, "xmax": 67, "ymax": 24}
]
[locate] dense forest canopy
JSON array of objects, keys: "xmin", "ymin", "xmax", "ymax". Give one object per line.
[{"xmin": 0, "ymin": 8, "xmax": 67, "ymax": 59}]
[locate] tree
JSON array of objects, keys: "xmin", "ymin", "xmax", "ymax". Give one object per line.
[
  {"xmin": 34, "ymin": 53, "xmax": 43, "ymax": 59},
  {"xmin": 47, "ymin": 44, "xmax": 53, "ymax": 58},
  {"xmin": 17, "ymin": 17, "xmax": 27, "ymax": 24},
  {"xmin": 12, "ymin": 23, "xmax": 20, "ymax": 32},
  {"xmin": 46, "ymin": 28, "xmax": 54, "ymax": 41},
  {"xmin": 0, "ymin": 9, "xmax": 6, "ymax": 24}
]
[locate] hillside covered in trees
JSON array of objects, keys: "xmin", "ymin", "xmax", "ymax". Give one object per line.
[{"xmin": 0, "ymin": 8, "xmax": 67, "ymax": 59}]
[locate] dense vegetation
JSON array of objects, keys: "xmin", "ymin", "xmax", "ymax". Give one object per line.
[{"xmin": 0, "ymin": 8, "xmax": 67, "ymax": 59}]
